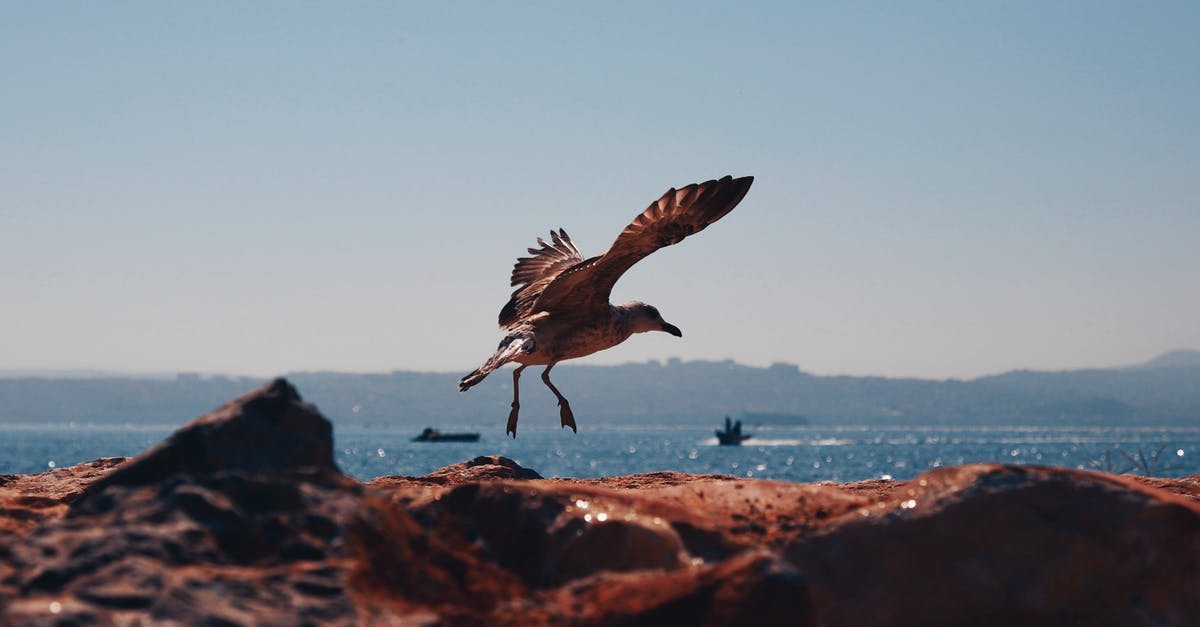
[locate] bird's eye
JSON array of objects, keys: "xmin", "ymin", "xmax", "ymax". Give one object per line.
[{"xmin": 648, "ymin": 306, "xmax": 660, "ymax": 318}]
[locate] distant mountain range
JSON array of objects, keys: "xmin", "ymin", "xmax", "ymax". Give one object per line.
[
  {"xmin": 1, "ymin": 351, "xmax": 1197, "ymax": 427},
  {"xmin": 1125, "ymin": 349, "xmax": 1200, "ymax": 370}
]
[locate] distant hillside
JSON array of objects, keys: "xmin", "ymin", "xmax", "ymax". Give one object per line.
[
  {"xmin": 1129, "ymin": 349, "xmax": 1200, "ymax": 370},
  {"xmin": 1, "ymin": 352, "xmax": 1197, "ymax": 427}
]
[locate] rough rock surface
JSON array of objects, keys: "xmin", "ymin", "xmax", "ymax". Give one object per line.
[
  {"xmin": 2, "ymin": 380, "xmax": 1199, "ymax": 625},
  {"xmin": 76, "ymin": 378, "xmax": 336, "ymax": 501}
]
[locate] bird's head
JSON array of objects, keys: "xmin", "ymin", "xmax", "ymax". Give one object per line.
[{"xmin": 623, "ymin": 302, "xmax": 682, "ymax": 337}]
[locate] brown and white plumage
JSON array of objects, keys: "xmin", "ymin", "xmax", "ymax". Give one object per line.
[
  {"xmin": 461, "ymin": 175, "xmax": 754, "ymax": 437},
  {"xmin": 498, "ymin": 228, "xmax": 584, "ymax": 329}
]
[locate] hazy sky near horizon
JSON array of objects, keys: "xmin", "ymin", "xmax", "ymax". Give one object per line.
[{"xmin": 3, "ymin": 2, "xmax": 1198, "ymax": 380}]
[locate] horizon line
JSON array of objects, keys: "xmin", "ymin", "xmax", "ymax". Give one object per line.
[{"xmin": 2, "ymin": 349, "xmax": 1196, "ymax": 383}]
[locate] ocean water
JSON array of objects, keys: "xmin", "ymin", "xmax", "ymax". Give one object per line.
[{"xmin": 2, "ymin": 424, "xmax": 1198, "ymax": 482}]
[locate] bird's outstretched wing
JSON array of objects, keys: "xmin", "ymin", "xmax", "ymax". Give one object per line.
[
  {"xmin": 498, "ymin": 228, "xmax": 585, "ymax": 328},
  {"xmin": 530, "ymin": 175, "xmax": 753, "ymax": 319}
]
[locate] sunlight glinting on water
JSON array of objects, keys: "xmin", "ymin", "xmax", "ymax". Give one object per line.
[
  {"xmin": 2, "ymin": 424, "xmax": 1197, "ymax": 483},
  {"xmin": 323, "ymin": 424, "xmax": 1200, "ymax": 482}
]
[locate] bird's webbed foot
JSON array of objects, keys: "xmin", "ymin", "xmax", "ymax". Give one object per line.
[
  {"xmin": 507, "ymin": 402, "xmax": 520, "ymax": 438},
  {"xmin": 558, "ymin": 399, "xmax": 577, "ymax": 433}
]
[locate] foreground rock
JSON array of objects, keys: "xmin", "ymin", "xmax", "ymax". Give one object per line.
[{"xmin": 1, "ymin": 380, "xmax": 1198, "ymax": 625}]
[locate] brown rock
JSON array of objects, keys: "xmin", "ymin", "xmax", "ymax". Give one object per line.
[
  {"xmin": 516, "ymin": 550, "xmax": 812, "ymax": 627},
  {"xmin": 427, "ymin": 454, "xmax": 545, "ymax": 482},
  {"xmin": 344, "ymin": 493, "xmax": 525, "ymax": 614},
  {"xmin": 430, "ymin": 480, "xmax": 689, "ymax": 586},
  {"xmin": 76, "ymin": 378, "xmax": 336, "ymax": 503},
  {"xmin": 784, "ymin": 464, "xmax": 1200, "ymax": 626},
  {"xmin": 1131, "ymin": 473, "xmax": 1200, "ymax": 503},
  {"xmin": 0, "ymin": 381, "xmax": 531, "ymax": 625},
  {"xmin": 3, "ymin": 381, "xmax": 1199, "ymax": 626},
  {"xmin": 0, "ymin": 458, "xmax": 125, "ymax": 535},
  {"xmin": 3, "ymin": 469, "xmax": 368, "ymax": 624}
]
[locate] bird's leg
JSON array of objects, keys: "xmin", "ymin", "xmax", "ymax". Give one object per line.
[
  {"xmin": 540, "ymin": 363, "xmax": 577, "ymax": 433},
  {"xmin": 507, "ymin": 365, "xmax": 526, "ymax": 438}
]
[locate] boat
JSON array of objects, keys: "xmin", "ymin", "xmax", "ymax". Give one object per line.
[
  {"xmin": 715, "ymin": 416, "xmax": 752, "ymax": 446},
  {"xmin": 412, "ymin": 427, "xmax": 481, "ymax": 442}
]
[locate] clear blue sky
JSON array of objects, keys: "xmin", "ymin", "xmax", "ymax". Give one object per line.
[{"xmin": 3, "ymin": 2, "xmax": 1198, "ymax": 379}]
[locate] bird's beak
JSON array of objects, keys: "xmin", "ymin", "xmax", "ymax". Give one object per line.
[{"xmin": 661, "ymin": 322, "xmax": 683, "ymax": 337}]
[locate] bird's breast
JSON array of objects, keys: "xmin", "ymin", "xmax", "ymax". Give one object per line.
[{"xmin": 523, "ymin": 315, "xmax": 631, "ymax": 362}]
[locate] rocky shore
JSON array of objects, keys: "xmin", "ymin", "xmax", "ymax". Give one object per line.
[{"xmin": 2, "ymin": 380, "xmax": 1198, "ymax": 626}]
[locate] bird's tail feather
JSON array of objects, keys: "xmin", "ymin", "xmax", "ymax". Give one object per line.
[
  {"xmin": 458, "ymin": 366, "xmax": 492, "ymax": 391},
  {"xmin": 459, "ymin": 336, "xmax": 529, "ymax": 392}
]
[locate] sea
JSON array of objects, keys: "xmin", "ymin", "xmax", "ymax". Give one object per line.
[{"xmin": 2, "ymin": 423, "xmax": 1198, "ymax": 482}]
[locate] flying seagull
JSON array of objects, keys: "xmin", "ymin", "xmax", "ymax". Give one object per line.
[{"xmin": 460, "ymin": 175, "xmax": 754, "ymax": 437}]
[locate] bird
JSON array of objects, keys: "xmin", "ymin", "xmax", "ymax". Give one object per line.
[{"xmin": 459, "ymin": 175, "xmax": 754, "ymax": 437}]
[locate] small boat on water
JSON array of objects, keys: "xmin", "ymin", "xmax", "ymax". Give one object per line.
[
  {"xmin": 715, "ymin": 416, "xmax": 751, "ymax": 446},
  {"xmin": 412, "ymin": 427, "xmax": 481, "ymax": 442}
]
